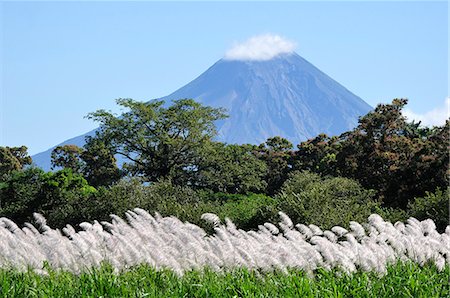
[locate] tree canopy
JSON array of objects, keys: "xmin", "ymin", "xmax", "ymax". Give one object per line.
[
  {"xmin": 2, "ymin": 97, "xmax": 448, "ymax": 231},
  {"xmin": 0, "ymin": 146, "xmax": 32, "ymax": 178},
  {"xmin": 87, "ymin": 98, "xmax": 227, "ymax": 183},
  {"xmin": 293, "ymin": 99, "xmax": 449, "ymax": 208}
]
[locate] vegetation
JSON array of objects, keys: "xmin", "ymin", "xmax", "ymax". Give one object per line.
[
  {"xmin": 276, "ymin": 171, "xmax": 380, "ymax": 229},
  {"xmin": 294, "ymin": 99, "xmax": 449, "ymax": 210},
  {"xmin": 0, "ymin": 98, "xmax": 448, "ymax": 232},
  {"xmin": 0, "ymin": 208, "xmax": 448, "ymax": 275},
  {"xmin": 0, "ymin": 146, "xmax": 32, "ymax": 179},
  {"xmin": 1, "ymin": 262, "xmax": 448, "ymax": 298},
  {"xmin": 408, "ymin": 188, "xmax": 449, "ymax": 232},
  {"xmin": 86, "ymin": 98, "xmax": 227, "ymax": 185},
  {"xmin": 0, "ymin": 97, "xmax": 449, "ymax": 295}
]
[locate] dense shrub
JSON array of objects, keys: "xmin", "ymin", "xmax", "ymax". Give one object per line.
[
  {"xmin": 206, "ymin": 193, "xmax": 278, "ymax": 230},
  {"xmin": 144, "ymin": 191, "xmax": 277, "ymax": 232},
  {"xmin": 61, "ymin": 179, "xmax": 204, "ymax": 229},
  {"xmin": 0, "ymin": 167, "xmax": 46, "ymax": 223},
  {"xmin": 408, "ymin": 188, "xmax": 449, "ymax": 232},
  {"xmin": 198, "ymin": 143, "xmax": 267, "ymax": 194},
  {"xmin": 374, "ymin": 206, "xmax": 408, "ymax": 226},
  {"xmin": 0, "ymin": 168, "xmax": 96, "ymax": 227},
  {"xmin": 276, "ymin": 171, "xmax": 380, "ymax": 229}
]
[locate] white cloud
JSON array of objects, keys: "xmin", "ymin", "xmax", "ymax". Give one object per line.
[
  {"xmin": 224, "ymin": 34, "xmax": 296, "ymax": 61},
  {"xmin": 402, "ymin": 98, "xmax": 449, "ymax": 127}
]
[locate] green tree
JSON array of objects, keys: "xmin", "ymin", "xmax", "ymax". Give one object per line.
[
  {"xmin": 199, "ymin": 143, "xmax": 267, "ymax": 194},
  {"xmin": 0, "ymin": 146, "xmax": 32, "ymax": 178},
  {"xmin": 0, "ymin": 167, "xmax": 45, "ymax": 222},
  {"xmin": 0, "ymin": 167, "xmax": 96, "ymax": 227},
  {"xmin": 291, "ymin": 99, "xmax": 449, "ymax": 209},
  {"xmin": 81, "ymin": 136, "xmax": 121, "ymax": 187},
  {"xmin": 293, "ymin": 133, "xmax": 340, "ymax": 176},
  {"xmin": 50, "ymin": 144, "xmax": 83, "ymax": 173},
  {"xmin": 336, "ymin": 99, "xmax": 449, "ymax": 208},
  {"xmin": 87, "ymin": 98, "xmax": 227, "ymax": 183},
  {"xmin": 276, "ymin": 171, "xmax": 379, "ymax": 229},
  {"xmin": 255, "ymin": 137, "xmax": 294, "ymax": 195}
]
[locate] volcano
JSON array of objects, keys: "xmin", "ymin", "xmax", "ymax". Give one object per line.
[
  {"xmin": 32, "ymin": 52, "xmax": 372, "ymax": 170},
  {"xmin": 161, "ymin": 53, "xmax": 371, "ymax": 143}
]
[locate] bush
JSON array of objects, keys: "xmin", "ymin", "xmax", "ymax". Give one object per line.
[
  {"xmin": 408, "ymin": 188, "xmax": 449, "ymax": 232},
  {"xmin": 275, "ymin": 171, "xmax": 321, "ymax": 195},
  {"xmin": 80, "ymin": 179, "xmax": 202, "ymax": 225},
  {"xmin": 148, "ymin": 191, "xmax": 278, "ymax": 232},
  {"xmin": 0, "ymin": 168, "xmax": 97, "ymax": 227},
  {"xmin": 374, "ymin": 206, "xmax": 409, "ymax": 225},
  {"xmin": 209, "ymin": 193, "xmax": 278, "ymax": 230},
  {"xmin": 97, "ymin": 184, "xmax": 278, "ymax": 232},
  {"xmin": 0, "ymin": 167, "xmax": 46, "ymax": 224},
  {"xmin": 276, "ymin": 171, "xmax": 379, "ymax": 229}
]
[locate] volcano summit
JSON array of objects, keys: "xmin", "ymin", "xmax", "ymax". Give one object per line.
[
  {"xmin": 32, "ymin": 37, "xmax": 371, "ymax": 170},
  {"xmin": 160, "ymin": 52, "xmax": 371, "ymax": 145}
]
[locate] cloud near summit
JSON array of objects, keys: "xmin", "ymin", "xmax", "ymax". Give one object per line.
[{"xmin": 224, "ymin": 34, "xmax": 296, "ymax": 61}]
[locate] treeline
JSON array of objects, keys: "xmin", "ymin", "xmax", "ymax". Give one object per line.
[{"xmin": 0, "ymin": 98, "xmax": 448, "ymax": 231}]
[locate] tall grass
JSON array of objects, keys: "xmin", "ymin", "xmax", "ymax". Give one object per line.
[
  {"xmin": 0, "ymin": 209, "xmax": 448, "ymax": 276},
  {"xmin": 1, "ymin": 262, "xmax": 448, "ymax": 298}
]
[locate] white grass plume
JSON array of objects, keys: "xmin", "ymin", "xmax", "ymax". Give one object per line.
[{"xmin": 0, "ymin": 210, "xmax": 448, "ymax": 276}]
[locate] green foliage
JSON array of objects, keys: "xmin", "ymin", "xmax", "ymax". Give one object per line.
[
  {"xmin": 294, "ymin": 133, "xmax": 340, "ymax": 176},
  {"xmin": 339, "ymin": 99, "xmax": 449, "ymax": 209},
  {"xmin": 276, "ymin": 171, "xmax": 379, "ymax": 229},
  {"xmin": 0, "ymin": 146, "xmax": 32, "ymax": 178},
  {"xmin": 276, "ymin": 170, "xmax": 322, "ymax": 195},
  {"xmin": 199, "ymin": 143, "xmax": 267, "ymax": 194},
  {"xmin": 87, "ymin": 98, "xmax": 227, "ymax": 183},
  {"xmin": 408, "ymin": 188, "xmax": 449, "ymax": 232},
  {"xmin": 91, "ymin": 180, "xmax": 276, "ymax": 232},
  {"xmin": 292, "ymin": 99, "xmax": 449, "ymax": 210},
  {"xmin": 50, "ymin": 140, "xmax": 121, "ymax": 188},
  {"xmin": 108, "ymin": 178, "xmax": 201, "ymax": 217},
  {"xmin": 1, "ymin": 262, "xmax": 448, "ymax": 298},
  {"xmin": 0, "ymin": 167, "xmax": 46, "ymax": 224},
  {"xmin": 374, "ymin": 206, "xmax": 409, "ymax": 225},
  {"xmin": 0, "ymin": 168, "xmax": 96, "ymax": 227},
  {"xmin": 81, "ymin": 136, "xmax": 121, "ymax": 187},
  {"xmin": 204, "ymin": 193, "xmax": 278, "ymax": 231},
  {"xmin": 147, "ymin": 189, "xmax": 278, "ymax": 232},
  {"xmin": 50, "ymin": 145, "xmax": 83, "ymax": 173},
  {"xmin": 256, "ymin": 137, "xmax": 294, "ymax": 195},
  {"xmin": 2, "ymin": 98, "xmax": 448, "ymax": 234}
]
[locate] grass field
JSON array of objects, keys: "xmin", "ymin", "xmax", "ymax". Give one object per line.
[{"xmin": 1, "ymin": 262, "xmax": 448, "ymax": 298}]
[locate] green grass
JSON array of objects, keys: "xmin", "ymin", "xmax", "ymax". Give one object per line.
[{"xmin": 0, "ymin": 262, "xmax": 448, "ymax": 298}]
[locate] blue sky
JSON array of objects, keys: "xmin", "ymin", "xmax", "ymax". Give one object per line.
[{"xmin": 1, "ymin": 1, "xmax": 448, "ymax": 155}]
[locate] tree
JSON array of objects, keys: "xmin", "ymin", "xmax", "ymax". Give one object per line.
[
  {"xmin": 87, "ymin": 98, "xmax": 227, "ymax": 183},
  {"xmin": 81, "ymin": 136, "xmax": 121, "ymax": 187},
  {"xmin": 51, "ymin": 145, "xmax": 83, "ymax": 173},
  {"xmin": 293, "ymin": 133, "xmax": 340, "ymax": 176},
  {"xmin": 0, "ymin": 146, "xmax": 32, "ymax": 178},
  {"xmin": 290, "ymin": 99, "xmax": 449, "ymax": 209},
  {"xmin": 334, "ymin": 99, "xmax": 448, "ymax": 208},
  {"xmin": 255, "ymin": 137, "xmax": 294, "ymax": 195},
  {"xmin": 198, "ymin": 143, "xmax": 267, "ymax": 194},
  {"xmin": 0, "ymin": 167, "xmax": 45, "ymax": 222},
  {"xmin": 0, "ymin": 167, "xmax": 96, "ymax": 226}
]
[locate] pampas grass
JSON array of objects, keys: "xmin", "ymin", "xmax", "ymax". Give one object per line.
[{"xmin": 0, "ymin": 210, "xmax": 448, "ymax": 275}]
